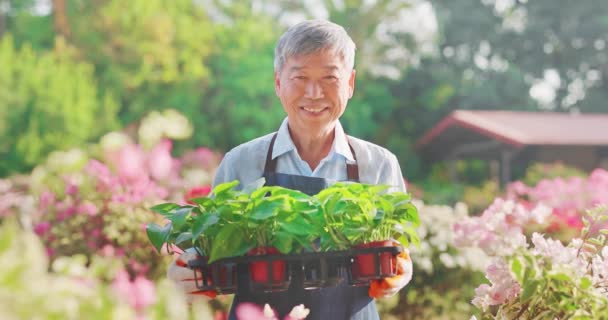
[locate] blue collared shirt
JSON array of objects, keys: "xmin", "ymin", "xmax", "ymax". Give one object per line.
[{"xmin": 213, "ymin": 118, "xmax": 406, "ymax": 193}]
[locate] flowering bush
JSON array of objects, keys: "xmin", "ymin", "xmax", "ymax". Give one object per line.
[
  {"xmin": 0, "ymin": 219, "xmax": 218, "ymax": 320},
  {"xmin": 506, "ymin": 168, "xmax": 608, "ymax": 238},
  {"xmin": 410, "ymin": 200, "xmax": 490, "ymax": 274},
  {"xmin": 0, "ymin": 176, "xmax": 35, "ymax": 226},
  {"xmin": 21, "ymin": 109, "xmax": 222, "ymax": 279},
  {"xmin": 455, "ymin": 200, "xmax": 608, "ymax": 318},
  {"xmin": 378, "ymin": 200, "xmax": 488, "ymax": 319}
]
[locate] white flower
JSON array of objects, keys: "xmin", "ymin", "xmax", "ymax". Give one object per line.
[
  {"xmin": 288, "ymin": 304, "xmax": 311, "ymax": 319},
  {"xmin": 263, "ymin": 304, "xmax": 276, "ymax": 319},
  {"xmin": 162, "ymin": 109, "xmax": 193, "ymax": 140},
  {"xmin": 439, "ymin": 253, "xmax": 456, "ymax": 268},
  {"xmin": 530, "ymin": 203, "xmax": 552, "ymax": 224},
  {"xmin": 100, "ymin": 132, "xmax": 132, "ymax": 152}
]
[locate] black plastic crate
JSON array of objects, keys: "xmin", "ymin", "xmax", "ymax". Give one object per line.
[{"xmin": 187, "ymin": 245, "xmax": 402, "ymax": 294}]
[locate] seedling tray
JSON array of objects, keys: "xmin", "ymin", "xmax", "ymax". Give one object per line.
[{"xmin": 187, "ymin": 245, "xmax": 402, "ymax": 294}]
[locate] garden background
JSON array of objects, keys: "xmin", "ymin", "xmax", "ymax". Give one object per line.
[{"xmin": 1, "ymin": 0, "xmax": 608, "ymax": 319}]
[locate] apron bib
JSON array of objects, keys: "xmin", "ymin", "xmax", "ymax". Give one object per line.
[{"xmin": 228, "ymin": 133, "xmax": 379, "ymax": 320}]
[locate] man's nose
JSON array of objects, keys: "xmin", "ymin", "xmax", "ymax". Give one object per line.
[{"xmin": 304, "ymin": 81, "xmax": 324, "ymax": 99}]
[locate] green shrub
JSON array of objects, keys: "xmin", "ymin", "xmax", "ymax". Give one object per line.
[{"xmin": 0, "ymin": 35, "xmax": 118, "ymax": 175}]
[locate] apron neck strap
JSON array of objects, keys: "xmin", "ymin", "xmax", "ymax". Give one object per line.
[
  {"xmin": 264, "ymin": 132, "xmax": 360, "ymax": 181},
  {"xmin": 264, "ymin": 133, "xmax": 279, "ymax": 174}
]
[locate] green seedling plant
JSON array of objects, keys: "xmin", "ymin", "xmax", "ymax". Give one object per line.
[
  {"xmin": 146, "ymin": 181, "xmax": 322, "ymax": 263},
  {"xmin": 315, "ymin": 183, "xmax": 420, "ymax": 251}
]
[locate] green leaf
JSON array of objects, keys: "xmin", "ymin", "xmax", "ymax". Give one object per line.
[
  {"xmin": 400, "ymin": 204, "xmax": 421, "ymax": 227},
  {"xmin": 397, "ymin": 234, "xmax": 409, "ymax": 247},
  {"xmin": 580, "ymin": 276, "xmax": 592, "ymax": 290},
  {"xmin": 175, "ymin": 232, "xmax": 193, "ymax": 245},
  {"xmin": 279, "ymin": 215, "xmax": 316, "ymax": 236},
  {"xmin": 587, "ymin": 238, "xmax": 604, "ymax": 246},
  {"xmin": 551, "ymin": 273, "xmax": 571, "ymax": 282},
  {"xmin": 368, "ymin": 184, "xmax": 390, "ymax": 194},
  {"xmin": 520, "ymin": 279, "xmax": 539, "ymax": 303},
  {"xmin": 190, "ymin": 197, "xmax": 214, "ymax": 208},
  {"xmin": 250, "ymin": 197, "xmax": 289, "ymax": 220},
  {"xmin": 291, "ymin": 234, "xmax": 316, "ymax": 251},
  {"xmin": 146, "ymin": 222, "xmax": 172, "ymax": 253},
  {"xmin": 250, "ymin": 186, "xmax": 273, "ymax": 199},
  {"xmin": 169, "ymin": 207, "xmax": 193, "ymax": 230},
  {"xmin": 192, "ymin": 213, "xmax": 220, "ymax": 239},
  {"xmin": 532, "ymin": 310, "xmax": 552, "ymax": 320},
  {"xmin": 213, "ymin": 180, "xmax": 240, "ymax": 194},
  {"xmin": 408, "ymin": 233, "xmax": 421, "ymax": 248},
  {"xmin": 272, "ymin": 232, "xmax": 294, "ymax": 254},
  {"xmin": 511, "ymin": 258, "xmax": 523, "ymax": 282},
  {"xmin": 272, "ymin": 188, "xmax": 311, "ymax": 201},
  {"xmin": 150, "ymin": 203, "xmax": 180, "ymax": 216},
  {"xmin": 208, "ymin": 224, "xmax": 253, "ymax": 263}
]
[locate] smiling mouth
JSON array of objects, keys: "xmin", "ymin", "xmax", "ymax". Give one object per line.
[{"xmin": 301, "ymin": 106, "xmax": 328, "ymax": 113}]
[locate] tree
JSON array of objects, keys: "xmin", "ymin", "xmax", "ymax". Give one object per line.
[
  {"xmin": 66, "ymin": 0, "xmax": 216, "ymax": 126},
  {"xmin": 194, "ymin": 5, "xmax": 285, "ymax": 150},
  {"xmin": 0, "ymin": 34, "xmax": 119, "ymax": 175},
  {"xmin": 431, "ymin": 0, "xmax": 608, "ymax": 112}
]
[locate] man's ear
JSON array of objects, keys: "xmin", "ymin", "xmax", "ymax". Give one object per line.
[
  {"xmin": 274, "ymin": 72, "xmax": 281, "ymax": 97},
  {"xmin": 348, "ymin": 69, "xmax": 356, "ymax": 99}
]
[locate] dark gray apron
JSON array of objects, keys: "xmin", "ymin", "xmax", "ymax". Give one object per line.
[{"xmin": 228, "ymin": 133, "xmax": 379, "ymax": 320}]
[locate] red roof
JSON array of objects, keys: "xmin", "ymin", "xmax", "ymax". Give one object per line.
[{"xmin": 416, "ymin": 110, "xmax": 608, "ymax": 149}]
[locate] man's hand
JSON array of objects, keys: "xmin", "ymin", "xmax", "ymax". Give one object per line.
[
  {"xmin": 167, "ymin": 248, "xmax": 217, "ymax": 302},
  {"xmin": 368, "ymin": 245, "xmax": 413, "ymax": 299}
]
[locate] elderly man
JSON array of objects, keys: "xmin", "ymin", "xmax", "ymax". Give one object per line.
[{"xmin": 168, "ymin": 19, "xmax": 412, "ymax": 320}]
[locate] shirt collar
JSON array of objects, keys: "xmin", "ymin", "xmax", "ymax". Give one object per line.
[{"xmin": 272, "ymin": 117, "xmax": 355, "ymax": 162}]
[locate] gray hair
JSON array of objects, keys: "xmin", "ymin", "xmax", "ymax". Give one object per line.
[{"xmin": 274, "ymin": 20, "xmax": 356, "ymax": 73}]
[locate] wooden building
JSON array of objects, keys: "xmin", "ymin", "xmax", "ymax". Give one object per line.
[{"xmin": 415, "ymin": 110, "xmax": 608, "ymax": 185}]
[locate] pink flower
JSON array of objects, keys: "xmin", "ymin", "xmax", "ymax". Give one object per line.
[
  {"xmin": 77, "ymin": 202, "xmax": 99, "ymax": 216},
  {"xmin": 147, "ymin": 139, "xmax": 176, "ymax": 181},
  {"xmin": 236, "ymin": 303, "xmax": 277, "ymax": 320},
  {"xmin": 100, "ymin": 245, "xmax": 117, "ymax": 257},
  {"xmin": 454, "ymin": 198, "xmax": 532, "ymax": 255},
  {"xmin": 234, "ymin": 303, "xmax": 310, "ymax": 320},
  {"xmin": 117, "ymin": 144, "xmax": 147, "ymax": 182},
  {"xmin": 506, "ymin": 181, "xmax": 529, "ymax": 199},
  {"xmin": 112, "ymin": 270, "xmax": 157, "ymax": 314},
  {"xmin": 34, "ymin": 222, "xmax": 51, "ymax": 235},
  {"xmin": 86, "ymin": 160, "xmax": 118, "ymax": 193},
  {"xmin": 181, "ymin": 147, "xmax": 219, "ymax": 169},
  {"xmin": 64, "ymin": 179, "xmax": 79, "ymax": 196},
  {"xmin": 39, "ymin": 191, "xmax": 56, "ymax": 211},
  {"xmin": 472, "ymin": 259, "xmax": 521, "ymax": 311}
]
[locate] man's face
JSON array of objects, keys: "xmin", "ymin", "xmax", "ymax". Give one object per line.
[{"xmin": 274, "ymin": 49, "xmax": 356, "ymax": 134}]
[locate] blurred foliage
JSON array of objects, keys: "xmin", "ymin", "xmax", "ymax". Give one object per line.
[
  {"xmin": 1, "ymin": 0, "xmax": 608, "ymax": 183},
  {"xmin": 67, "ymin": 0, "xmax": 215, "ymax": 126},
  {"xmin": 195, "ymin": 8, "xmax": 284, "ymax": 149},
  {"xmin": 0, "ymin": 34, "xmax": 119, "ymax": 176},
  {"xmin": 462, "ymin": 180, "xmax": 500, "ymax": 215},
  {"xmin": 416, "ymin": 160, "xmax": 493, "ymax": 206},
  {"xmin": 522, "ymin": 161, "xmax": 587, "ymax": 186}
]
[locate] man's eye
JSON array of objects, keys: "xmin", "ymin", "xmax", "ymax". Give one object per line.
[
  {"xmin": 324, "ymin": 76, "xmax": 338, "ymax": 81},
  {"xmin": 294, "ymin": 76, "xmax": 307, "ymax": 80}
]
